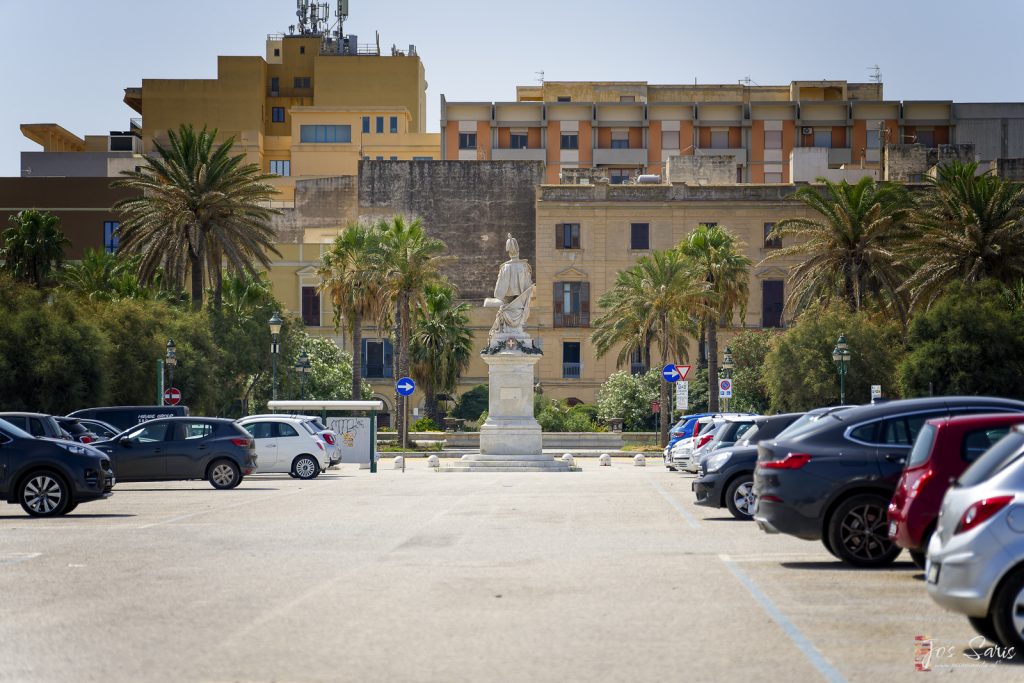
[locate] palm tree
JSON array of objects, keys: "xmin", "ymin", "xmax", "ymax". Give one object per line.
[
  {"xmin": 591, "ymin": 249, "xmax": 708, "ymax": 446},
  {"xmin": 900, "ymin": 160, "xmax": 1024, "ymax": 309},
  {"xmin": 317, "ymin": 223, "xmax": 387, "ymax": 401},
  {"xmin": 0, "ymin": 209, "xmax": 69, "ymax": 288},
  {"xmin": 762, "ymin": 177, "xmax": 911, "ymax": 319},
  {"xmin": 374, "ymin": 215, "xmax": 450, "ymax": 446},
  {"xmin": 113, "ymin": 124, "xmax": 280, "ymax": 311},
  {"xmin": 410, "ymin": 282, "xmax": 474, "ymax": 426},
  {"xmin": 59, "ymin": 249, "xmax": 144, "ymax": 301},
  {"xmin": 679, "ymin": 225, "xmax": 751, "ymax": 412}
]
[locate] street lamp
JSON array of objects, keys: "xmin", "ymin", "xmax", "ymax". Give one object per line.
[
  {"xmin": 295, "ymin": 350, "xmax": 310, "ymax": 400},
  {"xmin": 165, "ymin": 339, "xmax": 177, "ymax": 393},
  {"xmin": 721, "ymin": 346, "xmax": 735, "ymax": 412},
  {"xmin": 269, "ymin": 312, "xmax": 283, "ymax": 401},
  {"xmin": 831, "ymin": 334, "xmax": 851, "ymax": 404}
]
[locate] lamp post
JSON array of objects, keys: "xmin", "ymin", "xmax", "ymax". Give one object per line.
[
  {"xmin": 831, "ymin": 334, "xmax": 851, "ymax": 404},
  {"xmin": 721, "ymin": 346, "xmax": 735, "ymax": 413},
  {"xmin": 295, "ymin": 350, "xmax": 310, "ymax": 400},
  {"xmin": 269, "ymin": 312, "xmax": 283, "ymax": 401},
  {"xmin": 165, "ymin": 339, "xmax": 177, "ymax": 395}
]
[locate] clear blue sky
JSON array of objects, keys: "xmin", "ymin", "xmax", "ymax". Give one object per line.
[{"xmin": 3, "ymin": 0, "xmax": 1023, "ymax": 177}]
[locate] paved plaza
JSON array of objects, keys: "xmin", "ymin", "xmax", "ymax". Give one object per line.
[{"xmin": 0, "ymin": 458, "xmax": 1014, "ymax": 682}]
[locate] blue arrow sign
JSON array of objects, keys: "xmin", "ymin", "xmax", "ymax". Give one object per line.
[
  {"xmin": 662, "ymin": 364, "xmax": 681, "ymax": 382},
  {"xmin": 396, "ymin": 377, "xmax": 416, "ymax": 396}
]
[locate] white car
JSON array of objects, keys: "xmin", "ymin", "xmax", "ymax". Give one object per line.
[
  {"xmin": 237, "ymin": 416, "xmax": 330, "ymax": 479},
  {"xmin": 243, "ymin": 414, "xmax": 339, "ymax": 466}
]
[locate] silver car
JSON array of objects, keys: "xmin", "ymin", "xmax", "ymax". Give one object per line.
[{"xmin": 926, "ymin": 425, "xmax": 1024, "ymax": 650}]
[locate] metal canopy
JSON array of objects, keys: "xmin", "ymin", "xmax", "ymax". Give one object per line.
[{"xmin": 267, "ymin": 400, "xmax": 384, "ymax": 412}]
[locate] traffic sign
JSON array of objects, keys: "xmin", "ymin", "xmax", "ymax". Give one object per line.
[
  {"xmin": 675, "ymin": 365, "xmax": 691, "ymax": 381},
  {"xmin": 871, "ymin": 385, "xmax": 882, "ymax": 400},
  {"xmin": 163, "ymin": 387, "xmax": 182, "ymax": 406},
  {"xmin": 718, "ymin": 379, "xmax": 733, "ymax": 398},
  {"xmin": 676, "ymin": 381, "xmax": 689, "ymax": 410},
  {"xmin": 651, "ymin": 400, "xmax": 661, "ymax": 414},
  {"xmin": 396, "ymin": 377, "xmax": 416, "ymax": 396},
  {"xmin": 662, "ymin": 364, "xmax": 682, "ymax": 382}
]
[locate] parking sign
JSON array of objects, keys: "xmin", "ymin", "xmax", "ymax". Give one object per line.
[{"xmin": 719, "ymin": 378, "xmax": 733, "ymax": 398}]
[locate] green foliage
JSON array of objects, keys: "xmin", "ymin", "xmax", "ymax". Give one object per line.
[
  {"xmin": 453, "ymin": 384, "xmax": 488, "ymax": 422},
  {"xmin": 596, "ymin": 369, "xmax": 661, "ymax": 431},
  {"xmin": 727, "ymin": 330, "xmax": 779, "ymax": 414},
  {"xmin": 898, "ymin": 281, "xmax": 1024, "ymax": 399},
  {"xmin": 1, "ymin": 209, "xmax": 69, "ymax": 288},
  {"xmin": 764, "ymin": 304, "xmax": 904, "ymax": 412},
  {"xmin": 534, "ymin": 397, "xmax": 601, "ymax": 432},
  {"xmin": 410, "ymin": 282, "xmax": 473, "ymax": 422},
  {"xmin": 412, "ymin": 416, "xmax": 441, "ymax": 432}
]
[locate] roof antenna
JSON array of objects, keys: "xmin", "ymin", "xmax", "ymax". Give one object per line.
[
  {"xmin": 868, "ymin": 65, "xmax": 882, "ymax": 83},
  {"xmin": 536, "ymin": 70, "xmax": 544, "ymax": 84}
]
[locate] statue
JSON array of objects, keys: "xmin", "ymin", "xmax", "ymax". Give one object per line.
[{"xmin": 485, "ymin": 234, "xmax": 535, "ymax": 344}]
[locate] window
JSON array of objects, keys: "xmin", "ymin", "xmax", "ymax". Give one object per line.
[
  {"xmin": 630, "ymin": 348, "xmax": 648, "ymax": 375},
  {"xmin": 376, "ymin": 156, "xmax": 384, "ymax": 161},
  {"xmin": 276, "ymin": 422, "xmax": 299, "ymax": 438},
  {"xmin": 611, "ymin": 130, "xmax": 630, "ymax": 149},
  {"xmin": 301, "ymin": 286, "xmax": 320, "ymax": 327},
  {"xmin": 175, "ymin": 422, "xmax": 214, "ymax": 440},
  {"xmin": 413, "ymin": 156, "xmax": 433, "ymax": 161},
  {"xmin": 610, "ymin": 169, "xmax": 632, "ymax": 184},
  {"xmin": 764, "ymin": 172, "xmax": 783, "ymax": 184},
  {"xmin": 272, "ymin": 107, "xmax": 285, "ymax": 123},
  {"xmin": 299, "ymin": 125, "xmax": 351, "ymax": 143},
  {"xmin": 962, "ymin": 427, "xmax": 1011, "ymax": 463},
  {"xmin": 849, "ymin": 422, "xmax": 878, "ymax": 443},
  {"xmin": 245, "ymin": 422, "xmax": 274, "ymax": 440},
  {"xmin": 294, "ymin": 76, "xmax": 311, "ymax": 89},
  {"xmin": 763, "ymin": 222, "xmax": 781, "ymax": 249},
  {"xmin": 620, "ymin": 95, "xmax": 636, "ymax": 102},
  {"xmin": 273, "ymin": 48, "xmax": 280, "ymax": 57},
  {"xmin": 557, "ymin": 96, "xmax": 572, "ymax": 102},
  {"xmin": 458, "ymin": 132, "xmax": 477, "ymax": 149},
  {"xmin": 362, "ymin": 116, "xmax": 370, "ymax": 134},
  {"xmin": 376, "ymin": 116, "xmax": 384, "ymax": 134},
  {"xmin": 866, "ymin": 129, "xmax": 880, "ymax": 150},
  {"xmin": 915, "ymin": 128, "xmax": 935, "ymax": 147},
  {"xmin": 662, "ymin": 131, "xmax": 680, "ymax": 149},
  {"xmin": 630, "ymin": 223, "xmax": 650, "ymax": 250},
  {"xmin": 553, "ymin": 281, "xmax": 590, "ymax": 328},
  {"xmin": 104, "ymin": 221, "xmax": 119, "ymax": 254},
  {"xmin": 560, "ymin": 133, "xmax": 579, "ymax": 150},
  {"xmin": 128, "ymin": 423, "xmax": 169, "ymax": 443},
  {"xmin": 299, "ymin": 45, "xmax": 305, "ymax": 54},
  {"xmin": 556, "ymin": 223, "xmax": 580, "ymax": 249},
  {"xmin": 390, "ymin": 156, "xmax": 398, "ymax": 161},
  {"xmin": 362, "ymin": 339, "xmax": 394, "ymax": 378},
  {"xmin": 510, "ymin": 131, "xmax": 528, "ymax": 149},
  {"xmin": 762, "ymin": 280, "xmax": 784, "ymax": 328},
  {"xmin": 764, "ymin": 130, "xmax": 782, "ymax": 149},
  {"xmin": 270, "ymin": 77, "xmax": 279, "ymax": 93},
  {"xmin": 813, "ymin": 129, "xmax": 832, "ymax": 148},
  {"xmin": 710, "ymin": 130, "xmax": 729, "ymax": 149},
  {"xmin": 562, "ymin": 342, "xmax": 582, "ymax": 379},
  {"xmin": 269, "ymin": 160, "xmax": 290, "ymax": 177},
  {"xmin": 390, "ymin": 116, "xmax": 398, "ymax": 134}
]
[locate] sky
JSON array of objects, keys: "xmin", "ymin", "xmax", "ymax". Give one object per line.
[{"xmin": 2, "ymin": 0, "xmax": 1024, "ymax": 177}]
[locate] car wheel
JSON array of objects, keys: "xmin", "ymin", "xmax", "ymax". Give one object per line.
[
  {"xmin": 826, "ymin": 494, "xmax": 902, "ymax": 568},
  {"xmin": 992, "ymin": 568, "xmax": 1024, "ymax": 652},
  {"xmin": 725, "ymin": 475, "xmax": 757, "ymax": 520},
  {"xmin": 208, "ymin": 460, "xmax": 242, "ymax": 489},
  {"xmin": 293, "ymin": 455, "xmax": 320, "ymax": 480},
  {"xmin": 909, "ymin": 550, "xmax": 926, "ymax": 569},
  {"xmin": 19, "ymin": 472, "xmax": 71, "ymax": 517},
  {"xmin": 969, "ymin": 614, "xmax": 1004, "ymax": 647}
]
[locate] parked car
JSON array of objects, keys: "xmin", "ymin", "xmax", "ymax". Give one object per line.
[
  {"xmin": 68, "ymin": 406, "xmax": 189, "ymax": 432},
  {"xmin": 670, "ymin": 414, "xmax": 754, "ymax": 472},
  {"xmin": 74, "ymin": 418, "xmax": 120, "ymax": 441},
  {"xmin": 889, "ymin": 413, "xmax": 1024, "ymax": 568},
  {"xmin": 95, "ymin": 418, "xmax": 256, "ymax": 489},
  {"xmin": 693, "ymin": 412, "xmax": 805, "ymax": 519},
  {"xmin": 0, "ymin": 418, "xmax": 115, "ymax": 517},
  {"xmin": 242, "ymin": 414, "xmax": 339, "ymax": 466},
  {"xmin": 926, "ymin": 425, "xmax": 1024, "ymax": 650},
  {"xmin": 237, "ymin": 416, "xmax": 330, "ymax": 479},
  {"xmin": 664, "ymin": 413, "xmax": 716, "ymax": 467},
  {"xmin": 0, "ymin": 412, "xmax": 72, "ymax": 440},
  {"xmin": 55, "ymin": 417, "xmax": 101, "ymax": 444},
  {"xmin": 753, "ymin": 397, "xmax": 1024, "ymax": 567},
  {"xmin": 687, "ymin": 416, "xmax": 758, "ymax": 473}
]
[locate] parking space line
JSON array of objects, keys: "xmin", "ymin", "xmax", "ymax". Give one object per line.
[
  {"xmin": 136, "ymin": 487, "xmax": 314, "ymax": 529},
  {"xmin": 0, "ymin": 552, "xmax": 41, "ymax": 566},
  {"xmin": 720, "ymin": 554, "xmax": 847, "ymax": 683},
  {"xmin": 647, "ymin": 474, "xmax": 700, "ymax": 529}
]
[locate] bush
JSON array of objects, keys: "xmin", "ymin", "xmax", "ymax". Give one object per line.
[
  {"xmin": 453, "ymin": 384, "xmax": 488, "ymax": 422},
  {"xmin": 727, "ymin": 329, "xmax": 778, "ymax": 414},
  {"xmin": 535, "ymin": 397, "xmax": 600, "ymax": 432},
  {"xmin": 596, "ymin": 369, "xmax": 661, "ymax": 431},
  {"xmin": 413, "ymin": 416, "xmax": 441, "ymax": 432}
]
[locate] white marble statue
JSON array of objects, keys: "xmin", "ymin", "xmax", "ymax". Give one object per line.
[{"xmin": 484, "ymin": 234, "xmax": 535, "ymax": 343}]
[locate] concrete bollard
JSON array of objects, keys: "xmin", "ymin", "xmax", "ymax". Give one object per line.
[
  {"xmin": 562, "ymin": 453, "xmax": 573, "ymax": 460},
  {"xmin": 634, "ymin": 454, "xmax": 646, "ymax": 467},
  {"xmin": 561, "ymin": 454, "xmax": 574, "ymax": 467},
  {"xmin": 598, "ymin": 453, "xmax": 611, "ymax": 466},
  {"xmin": 393, "ymin": 456, "xmax": 405, "ymax": 470},
  {"xmin": 427, "ymin": 454, "xmax": 440, "ymax": 468}
]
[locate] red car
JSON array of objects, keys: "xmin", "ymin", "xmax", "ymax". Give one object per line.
[{"xmin": 888, "ymin": 413, "xmax": 1024, "ymax": 567}]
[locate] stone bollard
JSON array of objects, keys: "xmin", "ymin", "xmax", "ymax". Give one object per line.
[
  {"xmin": 634, "ymin": 454, "xmax": 646, "ymax": 467},
  {"xmin": 393, "ymin": 456, "xmax": 405, "ymax": 470},
  {"xmin": 561, "ymin": 453, "xmax": 574, "ymax": 467},
  {"xmin": 427, "ymin": 454, "xmax": 440, "ymax": 468},
  {"xmin": 562, "ymin": 453, "xmax": 573, "ymax": 460},
  {"xmin": 598, "ymin": 453, "xmax": 611, "ymax": 466}
]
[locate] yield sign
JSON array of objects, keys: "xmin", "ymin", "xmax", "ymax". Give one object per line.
[
  {"xmin": 163, "ymin": 387, "xmax": 182, "ymax": 406},
  {"xmin": 396, "ymin": 377, "xmax": 416, "ymax": 396},
  {"xmin": 675, "ymin": 365, "xmax": 691, "ymax": 381}
]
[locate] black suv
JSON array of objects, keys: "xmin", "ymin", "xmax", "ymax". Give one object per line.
[
  {"xmin": 0, "ymin": 418, "xmax": 115, "ymax": 517},
  {"xmin": 753, "ymin": 397, "xmax": 1024, "ymax": 567},
  {"xmin": 0, "ymin": 412, "xmax": 71, "ymax": 440}
]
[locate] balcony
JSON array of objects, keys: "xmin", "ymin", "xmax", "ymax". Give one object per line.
[
  {"xmin": 696, "ymin": 147, "xmax": 747, "ymax": 163},
  {"xmin": 562, "ymin": 363, "xmax": 582, "ymax": 379},
  {"xmin": 593, "ymin": 148, "xmax": 648, "ymax": 165},
  {"xmin": 553, "ymin": 312, "xmax": 590, "ymax": 328},
  {"xmin": 491, "ymin": 148, "xmax": 547, "ymax": 162},
  {"xmin": 828, "ymin": 148, "xmax": 853, "ymax": 166}
]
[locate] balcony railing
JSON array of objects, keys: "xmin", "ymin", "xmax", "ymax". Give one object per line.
[
  {"xmin": 553, "ymin": 312, "xmax": 590, "ymax": 328},
  {"xmin": 562, "ymin": 363, "xmax": 581, "ymax": 379}
]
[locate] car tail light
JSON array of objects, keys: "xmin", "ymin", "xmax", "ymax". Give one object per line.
[
  {"xmin": 760, "ymin": 452, "xmax": 812, "ymax": 470},
  {"xmin": 80, "ymin": 435, "xmax": 93, "ymax": 444},
  {"xmin": 323, "ymin": 433, "xmax": 335, "ymax": 445},
  {"xmin": 231, "ymin": 437, "xmax": 253, "ymax": 449},
  {"xmin": 696, "ymin": 434, "xmax": 714, "ymax": 449},
  {"xmin": 760, "ymin": 495, "xmax": 783, "ymax": 503},
  {"xmin": 693, "ymin": 423, "xmax": 702, "ymax": 438},
  {"xmin": 955, "ymin": 495, "xmax": 1014, "ymax": 535}
]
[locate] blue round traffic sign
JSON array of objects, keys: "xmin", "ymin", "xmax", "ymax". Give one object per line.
[
  {"xmin": 396, "ymin": 377, "xmax": 416, "ymax": 396},
  {"xmin": 720, "ymin": 379, "xmax": 731, "ymax": 391},
  {"xmin": 662, "ymin": 364, "xmax": 681, "ymax": 382}
]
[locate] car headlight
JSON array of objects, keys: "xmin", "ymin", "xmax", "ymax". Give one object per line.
[{"xmin": 705, "ymin": 451, "xmax": 733, "ymax": 473}]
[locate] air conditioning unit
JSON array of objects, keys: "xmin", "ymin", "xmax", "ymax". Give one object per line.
[{"xmin": 801, "ymin": 127, "xmax": 813, "ymax": 135}]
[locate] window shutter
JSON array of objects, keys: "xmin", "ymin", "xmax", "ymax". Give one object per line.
[
  {"xmin": 361, "ymin": 339, "xmax": 368, "ymax": 378},
  {"xmin": 581, "ymin": 282, "xmax": 590, "ymax": 326},
  {"xmin": 384, "ymin": 341, "xmax": 394, "ymax": 378},
  {"xmin": 553, "ymin": 282, "xmax": 563, "ymax": 326},
  {"xmin": 572, "ymin": 225, "xmax": 580, "ymax": 249},
  {"xmin": 556, "ymin": 224, "xmax": 563, "ymax": 250}
]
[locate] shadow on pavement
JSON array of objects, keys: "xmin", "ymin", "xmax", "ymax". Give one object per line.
[
  {"xmin": 780, "ymin": 560, "xmax": 919, "ymax": 571},
  {"xmin": 117, "ymin": 487, "xmax": 280, "ymax": 492},
  {"xmin": 0, "ymin": 513, "xmax": 137, "ymax": 519}
]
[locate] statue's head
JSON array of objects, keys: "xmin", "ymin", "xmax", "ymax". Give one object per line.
[{"xmin": 505, "ymin": 233, "xmax": 519, "ymax": 259}]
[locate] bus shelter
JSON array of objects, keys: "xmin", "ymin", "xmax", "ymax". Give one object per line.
[{"xmin": 267, "ymin": 400, "xmax": 384, "ymax": 473}]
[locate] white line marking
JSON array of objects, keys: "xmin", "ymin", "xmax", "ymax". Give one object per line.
[
  {"xmin": 0, "ymin": 552, "xmax": 41, "ymax": 566},
  {"xmin": 648, "ymin": 475, "xmax": 700, "ymax": 528},
  {"xmin": 137, "ymin": 487, "xmax": 313, "ymax": 529}
]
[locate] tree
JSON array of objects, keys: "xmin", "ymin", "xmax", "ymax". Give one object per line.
[
  {"xmin": 284, "ymin": 334, "xmax": 372, "ymax": 402},
  {"xmin": 679, "ymin": 224, "xmax": 751, "ymax": 413},
  {"xmin": 113, "ymin": 124, "xmax": 280, "ymax": 311},
  {"xmin": 595, "ymin": 369, "xmax": 660, "ymax": 432},
  {"xmin": 374, "ymin": 215, "xmax": 449, "ymax": 447},
  {"xmin": 898, "ymin": 281, "xmax": 1024, "ymax": 399},
  {"xmin": 727, "ymin": 329, "xmax": 779, "ymax": 414},
  {"xmin": 764, "ymin": 177, "xmax": 911, "ymax": 320},
  {"xmin": 763, "ymin": 304, "xmax": 904, "ymax": 412},
  {"xmin": 317, "ymin": 223, "xmax": 387, "ymax": 402},
  {"xmin": 410, "ymin": 282, "xmax": 473, "ymax": 425},
  {"xmin": 0, "ymin": 209, "xmax": 69, "ymax": 288},
  {"xmin": 592, "ymin": 249, "xmax": 708, "ymax": 445},
  {"xmin": 453, "ymin": 384, "xmax": 488, "ymax": 423},
  {"xmin": 900, "ymin": 161, "xmax": 1024, "ymax": 310}
]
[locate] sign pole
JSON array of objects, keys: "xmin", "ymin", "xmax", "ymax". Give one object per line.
[
  {"xmin": 157, "ymin": 359, "xmax": 164, "ymax": 406},
  {"xmin": 369, "ymin": 410, "xmax": 377, "ymax": 474}
]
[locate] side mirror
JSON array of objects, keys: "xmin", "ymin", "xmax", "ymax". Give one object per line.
[{"xmin": 119, "ymin": 436, "xmax": 131, "ymax": 447}]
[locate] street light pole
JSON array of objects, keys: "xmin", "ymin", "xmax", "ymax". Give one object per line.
[
  {"xmin": 722, "ymin": 346, "xmax": 734, "ymax": 413},
  {"xmin": 832, "ymin": 334, "xmax": 851, "ymax": 404},
  {"xmin": 269, "ymin": 312, "xmax": 283, "ymax": 402},
  {"xmin": 295, "ymin": 351, "xmax": 310, "ymax": 400}
]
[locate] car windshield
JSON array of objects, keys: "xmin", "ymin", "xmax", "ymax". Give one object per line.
[
  {"xmin": 957, "ymin": 432, "xmax": 1024, "ymax": 488},
  {"xmin": 907, "ymin": 423, "xmax": 938, "ymax": 468},
  {"xmin": 0, "ymin": 417, "xmax": 33, "ymax": 440}
]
